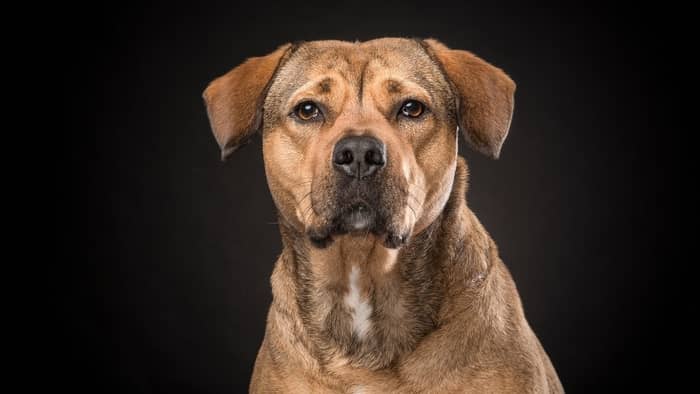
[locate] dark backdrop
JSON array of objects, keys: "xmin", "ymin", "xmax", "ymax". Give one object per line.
[{"xmin": 58, "ymin": 1, "xmax": 668, "ymax": 393}]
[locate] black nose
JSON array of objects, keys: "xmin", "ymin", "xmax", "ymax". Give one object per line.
[{"xmin": 332, "ymin": 135, "xmax": 386, "ymax": 179}]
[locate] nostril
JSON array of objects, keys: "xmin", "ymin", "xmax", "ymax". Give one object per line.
[
  {"xmin": 365, "ymin": 149, "xmax": 385, "ymax": 166},
  {"xmin": 334, "ymin": 149, "xmax": 354, "ymax": 165}
]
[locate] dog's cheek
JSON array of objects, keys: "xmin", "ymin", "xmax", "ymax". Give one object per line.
[
  {"xmin": 263, "ymin": 131, "xmax": 307, "ymax": 225},
  {"xmin": 412, "ymin": 157, "xmax": 456, "ymax": 235}
]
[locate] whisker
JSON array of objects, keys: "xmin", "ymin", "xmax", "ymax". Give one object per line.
[
  {"xmin": 293, "ymin": 180, "xmax": 314, "ymax": 187},
  {"xmin": 407, "ymin": 192, "xmax": 422, "ymax": 207},
  {"xmin": 298, "ymin": 190, "xmax": 313, "ymax": 204},
  {"xmin": 409, "ymin": 183, "xmax": 427, "ymax": 194},
  {"xmin": 301, "ymin": 199, "xmax": 319, "ymax": 224},
  {"xmin": 407, "ymin": 201, "xmax": 418, "ymax": 220}
]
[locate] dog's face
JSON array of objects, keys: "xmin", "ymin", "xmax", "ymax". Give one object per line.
[{"xmin": 204, "ymin": 38, "xmax": 515, "ymax": 248}]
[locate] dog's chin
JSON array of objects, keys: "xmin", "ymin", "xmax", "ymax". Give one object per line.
[
  {"xmin": 307, "ymin": 204, "xmax": 409, "ymax": 250},
  {"xmin": 340, "ymin": 203, "xmax": 374, "ymax": 232}
]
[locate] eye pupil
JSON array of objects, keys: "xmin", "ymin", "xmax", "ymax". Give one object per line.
[
  {"xmin": 400, "ymin": 100, "xmax": 424, "ymax": 118},
  {"xmin": 296, "ymin": 101, "xmax": 320, "ymax": 121}
]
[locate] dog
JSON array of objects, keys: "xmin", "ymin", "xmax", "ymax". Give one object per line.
[{"xmin": 203, "ymin": 38, "xmax": 563, "ymax": 393}]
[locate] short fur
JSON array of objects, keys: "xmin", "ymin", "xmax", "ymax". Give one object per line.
[{"xmin": 204, "ymin": 38, "xmax": 563, "ymax": 393}]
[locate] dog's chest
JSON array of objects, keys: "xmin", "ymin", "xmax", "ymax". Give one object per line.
[
  {"xmin": 302, "ymin": 240, "xmax": 440, "ymax": 370},
  {"xmin": 344, "ymin": 266, "xmax": 373, "ymax": 339}
]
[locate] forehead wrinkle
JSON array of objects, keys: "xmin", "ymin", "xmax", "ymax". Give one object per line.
[{"xmin": 357, "ymin": 61, "xmax": 369, "ymax": 103}]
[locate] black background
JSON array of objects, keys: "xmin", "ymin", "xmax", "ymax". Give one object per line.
[{"xmin": 57, "ymin": 1, "xmax": 668, "ymax": 393}]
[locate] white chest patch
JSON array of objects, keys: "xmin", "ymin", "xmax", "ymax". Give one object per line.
[{"xmin": 344, "ymin": 266, "xmax": 373, "ymax": 339}]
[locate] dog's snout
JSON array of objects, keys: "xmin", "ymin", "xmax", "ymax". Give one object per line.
[{"xmin": 333, "ymin": 136, "xmax": 386, "ymax": 179}]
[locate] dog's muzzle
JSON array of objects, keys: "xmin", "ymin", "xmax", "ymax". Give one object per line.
[
  {"xmin": 308, "ymin": 135, "xmax": 408, "ymax": 249},
  {"xmin": 332, "ymin": 135, "xmax": 386, "ymax": 232}
]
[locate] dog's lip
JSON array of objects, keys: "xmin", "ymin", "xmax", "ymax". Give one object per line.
[{"xmin": 348, "ymin": 202, "xmax": 370, "ymax": 213}]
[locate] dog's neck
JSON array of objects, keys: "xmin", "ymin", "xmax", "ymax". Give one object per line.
[{"xmin": 275, "ymin": 158, "xmax": 492, "ymax": 370}]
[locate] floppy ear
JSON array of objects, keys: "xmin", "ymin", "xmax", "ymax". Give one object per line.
[
  {"xmin": 203, "ymin": 43, "xmax": 294, "ymax": 160},
  {"xmin": 423, "ymin": 39, "xmax": 516, "ymax": 159}
]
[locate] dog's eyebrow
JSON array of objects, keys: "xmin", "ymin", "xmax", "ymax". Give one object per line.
[
  {"xmin": 385, "ymin": 79, "xmax": 403, "ymax": 94},
  {"xmin": 383, "ymin": 78, "xmax": 434, "ymax": 104},
  {"xmin": 285, "ymin": 76, "xmax": 338, "ymax": 110},
  {"xmin": 318, "ymin": 78, "xmax": 332, "ymax": 94}
]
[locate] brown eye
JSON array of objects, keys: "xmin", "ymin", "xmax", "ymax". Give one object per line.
[
  {"xmin": 399, "ymin": 100, "xmax": 425, "ymax": 118},
  {"xmin": 295, "ymin": 101, "xmax": 321, "ymax": 121}
]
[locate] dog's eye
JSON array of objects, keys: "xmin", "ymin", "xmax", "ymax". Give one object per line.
[
  {"xmin": 399, "ymin": 100, "xmax": 425, "ymax": 118},
  {"xmin": 295, "ymin": 101, "xmax": 321, "ymax": 121}
]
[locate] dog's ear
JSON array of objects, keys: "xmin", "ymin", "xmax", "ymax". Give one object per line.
[
  {"xmin": 423, "ymin": 39, "xmax": 515, "ymax": 159},
  {"xmin": 203, "ymin": 44, "xmax": 294, "ymax": 160}
]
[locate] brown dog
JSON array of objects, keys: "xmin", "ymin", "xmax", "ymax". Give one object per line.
[{"xmin": 204, "ymin": 38, "xmax": 563, "ymax": 393}]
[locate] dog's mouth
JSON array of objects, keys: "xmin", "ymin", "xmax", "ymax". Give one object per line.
[
  {"xmin": 305, "ymin": 174, "xmax": 413, "ymax": 249},
  {"xmin": 307, "ymin": 200, "xmax": 408, "ymax": 249}
]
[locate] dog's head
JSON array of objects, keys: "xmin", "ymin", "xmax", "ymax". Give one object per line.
[{"xmin": 204, "ymin": 38, "xmax": 514, "ymax": 249}]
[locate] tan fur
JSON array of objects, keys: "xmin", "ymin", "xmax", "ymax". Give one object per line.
[{"xmin": 204, "ymin": 38, "xmax": 563, "ymax": 393}]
